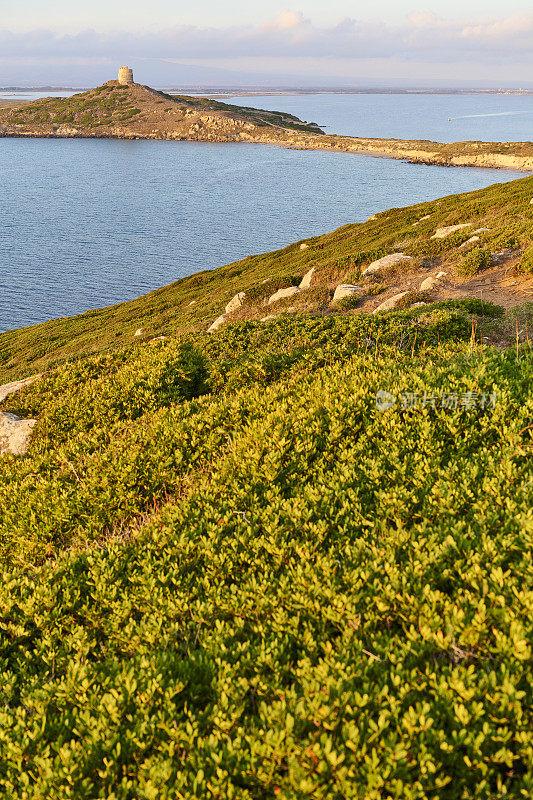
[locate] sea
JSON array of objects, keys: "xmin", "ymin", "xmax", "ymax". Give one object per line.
[{"xmin": 0, "ymin": 92, "xmax": 531, "ymax": 332}]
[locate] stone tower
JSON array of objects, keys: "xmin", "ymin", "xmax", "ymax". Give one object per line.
[{"xmin": 118, "ymin": 66, "xmax": 134, "ymax": 85}]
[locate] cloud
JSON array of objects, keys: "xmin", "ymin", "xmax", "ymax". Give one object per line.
[{"xmin": 1, "ymin": 11, "xmax": 533, "ymax": 65}]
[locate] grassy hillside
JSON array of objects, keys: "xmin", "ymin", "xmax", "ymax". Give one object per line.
[
  {"xmin": 0, "ymin": 81, "xmax": 323, "ymax": 137},
  {"xmin": 1, "ymin": 175, "xmax": 533, "ymax": 383},
  {"xmin": 1, "ymin": 177, "xmax": 533, "ymax": 798}
]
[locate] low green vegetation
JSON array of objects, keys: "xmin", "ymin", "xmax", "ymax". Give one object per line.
[
  {"xmin": 1, "ymin": 305, "xmax": 532, "ymax": 798},
  {"xmin": 455, "ymin": 246, "xmax": 493, "ymax": 277},
  {"xmin": 1, "ymin": 177, "xmax": 533, "ymax": 798}
]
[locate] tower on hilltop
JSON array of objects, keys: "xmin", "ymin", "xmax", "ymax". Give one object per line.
[{"xmin": 118, "ymin": 66, "xmax": 134, "ymax": 85}]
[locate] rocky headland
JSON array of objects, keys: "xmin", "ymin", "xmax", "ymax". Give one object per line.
[{"xmin": 1, "ymin": 80, "xmax": 532, "ymax": 171}]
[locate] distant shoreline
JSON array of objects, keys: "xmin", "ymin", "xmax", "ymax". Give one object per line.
[{"xmin": 2, "ymin": 87, "xmax": 533, "ymax": 97}]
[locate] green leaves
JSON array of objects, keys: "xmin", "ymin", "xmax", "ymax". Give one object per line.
[{"xmin": 0, "ymin": 313, "xmax": 532, "ymax": 798}]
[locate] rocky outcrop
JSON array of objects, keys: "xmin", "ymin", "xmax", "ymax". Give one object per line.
[
  {"xmin": 0, "ymin": 412, "xmax": 37, "ymax": 456},
  {"xmin": 225, "ymin": 292, "xmax": 246, "ymax": 314},
  {"xmin": 299, "ymin": 268, "xmax": 315, "ymax": 289},
  {"xmin": 362, "ymin": 253, "xmax": 414, "ymax": 277},
  {"xmin": 207, "ymin": 314, "xmax": 227, "ymax": 333},
  {"xmin": 373, "ymin": 292, "xmax": 409, "ymax": 314},
  {"xmin": 268, "ymin": 286, "xmax": 300, "ymax": 305},
  {"xmin": 332, "ymin": 285, "xmax": 363, "ymax": 303},
  {"xmin": 0, "ymin": 374, "xmax": 41, "ymax": 402},
  {"xmin": 431, "ymin": 224, "xmax": 472, "ymax": 240}
]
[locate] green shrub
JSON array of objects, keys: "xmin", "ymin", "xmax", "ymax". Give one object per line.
[
  {"xmin": 517, "ymin": 246, "xmax": 533, "ymax": 273},
  {"xmin": 456, "ymin": 246, "xmax": 492, "ymax": 277}
]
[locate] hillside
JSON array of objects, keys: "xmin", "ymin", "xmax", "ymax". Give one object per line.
[
  {"xmin": 0, "ymin": 80, "xmax": 323, "ymax": 142},
  {"xmin": 1, "ymin": 177, "xmax": 532, "ymax": 798},
  {"xmin": 1, "ymin": 80, "xmax": 533, "ymax": 170},
  {"xmin": 1, "ymin": 175, "xmax": 533, "ymax": 382}
]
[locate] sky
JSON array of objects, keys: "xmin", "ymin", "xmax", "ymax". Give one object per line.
[{"xmin": 1, "ymin": 1, "xmax": 533, "ymax": 87}]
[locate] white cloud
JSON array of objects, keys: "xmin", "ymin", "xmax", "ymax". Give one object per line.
[{"xmin": 1, "ymin": 10, "xmax": 533, "ymax": 65}]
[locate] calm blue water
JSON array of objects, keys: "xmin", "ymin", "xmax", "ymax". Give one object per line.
[
  {"xmin": 228, "ymin": 93, "xmax": 533, "ymax": 144},
  {"xmin": 0, "ymin": 95, "xmax": 529, "ymax": 332}
]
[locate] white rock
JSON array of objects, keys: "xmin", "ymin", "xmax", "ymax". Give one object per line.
[
  {"xmin": 268, "ymin": 286, "xmax": 300, "ymax": 305},
  {"xmin": 431, "ymin": 223, "xmax": 472, "ymax": 240},
  {"xmin": 436, "ymin": 271, "xmax": 448, "ymax": 279},
  {"xmin": 225, "ymin": 291, "xmax": 246, "ymax": 314},
  {"xmin": 0, "ymin": 412, "xmax": 37, "ymax": 456},
  {"xmin": 473, "ymin": 228, "xmax": 491, "ymax": 234},
  {"xmin": 332, "ymin": 284, "xmax": 363, "ymax": 303},
  {"xmin": 362, "ymin": 253, "xmax": 414, "ymax": 277},
  {"xmin": 188, "ymin": 300, "xmax": 197, "ymax": 306},
  {"xmin": 261, "ymin": 314, "xmax": 278, "ymax": 322},
  {"xmin": 419, "ymin": 277, "xmax": 438, "ymax": 291},
  {"xmin": 373, "ymin": 292, "xmax": 409, "ymax": 314},
  {"xmin": 149, "ymin": 336, "xmax": 167, "ymax": 343},
  {"xmin": 459, "ymin": 236, "xmax": 481, "ymax": 250},
  {"xmin": 207, "ymin": 314, "xmax": 227, "ymax": 333},
  {"xmin": 299, "ymin": 267, "xmax": 315, "ymax": 289},
  {"xmin": 300, "ymin": 243, "xmax": 309, "ymax": 250},
  {"xmin": 412, "ymin": 302, "xmax": 428, "ymax": 308},
  {"xmin": 0, "ymin": 375, "xmax": 41, "ymax": 403},
  {"xmin": 134, "ymin": 328, "xmax": 144, "ymax": 337}
]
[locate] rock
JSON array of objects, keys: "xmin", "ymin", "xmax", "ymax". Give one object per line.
[
  {"xmin": 372, "ymin": 292, "xmax": 409, "ymax": 314},
  {"xmin": 149, "ymin": 336, "xmax": 167, "ymax": 343},
  {"xmin": 188, "ymin": 300, "xmax": 197, "ymax": 306},
  {"xmin": 412, "ymin": 302, "xmax": 427, "ymax": 308},
  {"xmin": 0, "ymin": 412, "xmax": 37, "ymax": 456},
  {"xmin": 436, "ymin": 271, "xmax": 448, "ymax": 279},
  {"xmin": 225, "ymin": 291, "xmax": 246, "ymax": 314},
  {"xmin": 300, "ymin": 243, "xmax": 309, "ymax": 250},
  {"xmin": 431, "ymin": 223, "xmax": 472, "ymax": 239},
  {"xmin": 413, "ymin": 214, "xmax": 431, "ymax": 226},
  {"xmin": 134, "ymin": 328, "xmax": 144, "ymax": 337},
  {"xmin": 299, "ymin": 267, "xmax": 315, "ymax": 289},
  {"xmin": 0, "ymin": 375, "xmax": 41, "ymax": 403},
  {"xmin": 207, "ymin": 314, "xmax": 227, "ymax": 333},
  {"xmin": 261, "ymin": 314, "xmax": 278, "ymax": 322},
  {"xmin": 473, "ymin": 228, "xmax": 491, "ymax": 234},
  {"xmin": 419, "ymin": 277, "xmax": 438, "ymax": 291},
  {"xmin": 459, "ymin": 236, "xmax": 481, "ymax": 250},
  {"xmin": 332, "ymin": 284, "xmax": 363, "ymax": 303},
  {"xmin": 55, "ymin": 125, "xmax": 79, "ymax": 137},
  {"xmin": 362, "ymin": 253, "xmax": 414, "ymax": 277},
  {"xmin": 366, "ymin": 214, "xmax": 378, "ymax": 221},
  {"xmin": 268, "ymin": 286, "xmax": 300, "ymax": 305}
]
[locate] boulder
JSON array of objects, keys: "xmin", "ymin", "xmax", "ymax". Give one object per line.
[
  {"xmin": 0, "ymin": 412, "xmax": 37, "ymax": 456},
  {"xmin": 0, "ymin": 375, "xmax": 41, "ymax": 403},
  {"xmin": 225, "ymin": 291, "xmax": 246, "ymax": 314},
  {"xmin": 459, "ymin": 236, "xmax": 481, "ymax": 250},
  {"xmin": 436, "ymin": 271, "xmax": 448, "ymax": 279},
  {"xmin": 372, "ymin": 292, "xmax": 409, "ymax": 314},
  {"xmin": 431, "ymin": 223, "xmax": 472, "ymax": 240},
  {"xmin": 207, "ymin": 314, "xmax": 227, "ymax": 333},
  {"xmin": 362, "ymin": 253, "xmax": 414, "ymax": 277},
  {"xmin": 261, "ymin": 314, "xmax": 278, "ymax": 322},
  {"xmin": 134, "ymin": 328, "xmax": 144, "ymax": 337},
  {"xmin": 300, "ymin": 243, "xmax": 309, "ymax": 250},
  {"xmin": 332, "ymin": 284, "xmax": 363, "ymax": 303},
  {"xmin": 299, "ymin": 267, "xmax": 315, "ymax": 289},
  {"xmin": 419, "ymin": 277, "xmax": 438, "ymax": 291},
  {"xmin": 412, "ymin": 302, "xmax": 428, "ymax": 308},
  {"xmin": 473, "ymin": 228, "xmax": 491, "ymax": 234},
  {"xmin": 268, "ymin": 286, "xmax": 300, "ymax": 305}
]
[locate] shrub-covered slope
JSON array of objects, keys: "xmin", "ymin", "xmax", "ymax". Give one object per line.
[
  {"xmin": 1, "ymin": 307, "xmax": 532, "ymax": 798},
  {"xmin": 1, "ymin": 175, "xmax": 533, "ymax": 383}
]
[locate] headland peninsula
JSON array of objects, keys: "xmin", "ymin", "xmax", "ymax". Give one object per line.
[{"xmin": 2, "ymin": 73, "xmax": 532, "ymax": 172}]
